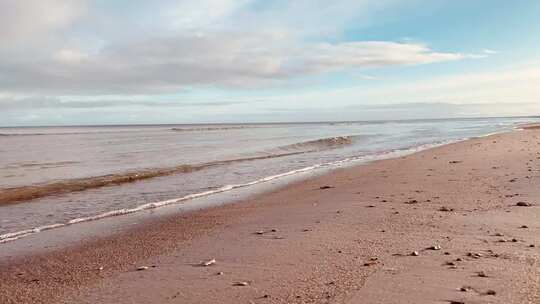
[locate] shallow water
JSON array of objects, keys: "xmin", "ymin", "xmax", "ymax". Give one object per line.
[{"xmin": 0, "ymin": 117, "xmax": 537, "ymax": 241}]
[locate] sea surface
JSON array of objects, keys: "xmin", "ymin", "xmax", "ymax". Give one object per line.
[{"xmin": 0, "ymin": 117, "xmax": 537, "ymax": 243}]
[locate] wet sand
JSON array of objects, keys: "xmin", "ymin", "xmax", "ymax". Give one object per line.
[{"xmin": 1, "ymin": 127, "xmax": 540, "ymax": 303}]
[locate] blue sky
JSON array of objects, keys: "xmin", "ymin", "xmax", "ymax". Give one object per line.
[{"xmin": 0, "ymin": 0, "xmax": 539, "ymax": 126}]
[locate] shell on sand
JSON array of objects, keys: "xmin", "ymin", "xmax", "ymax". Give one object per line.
[{"xmin": 201, "ymin": 259, "xmax": 216, "ymax": 267}]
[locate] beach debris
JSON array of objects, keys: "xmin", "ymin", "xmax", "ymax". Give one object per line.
[
  {"xmin": 529, "ymin": 244, "xmax": 536, "ymax": 248},
  {"xmin": 136, "ymin": 266, "xmax": 149, "ymax": 271},
  {"xmin": 97, "ymin": 266, "xmax": 104, "ymax": 271},
  {"xmin": 405, "ymin": 199, "xmax": 418, "ymax": 204},
  {"xmin": 484, "ymin": 290, "xmax": 497, "ymax": 296},
  {"xmin": 217, "ymin": 271, "xmax": 224, "ymax": 275},
  {"xmin": 445, "ymin": 261, "xmax": 456, "ymax": 266},
  {"xmin": 516, "ymin": 201, "xmax": 533, "ymax": 207},
  {"xmin": 233, "ymin": 281, "xmax": 250, "ymax": 286},
  {"xmin": 450, "ymin": 301, "xmax": 465, "ymax": 304},
  {"xmin": 449, "ymin": 160, "xmax": 462, "ymax": 164},
  {"xmin": 410, "ymin": 251, "xmax": 420, "ymax": 256},
  {"xmin": 520, "ymin": 225, "xmax": 529, "ymax": 229},
  {"xmin": 201, "ymin": 259, "xmax": 216, "ymax": 267},
  {"xmin": 255, "ymin": 230, "xmax": 265, "ymax": 235},
  {"xmin": 459, "ymin": 286, "xmax": 471, "ymax": 292},
  {"xmin": 363, "ymin": 258, "xmax": 378, "ymax": 266},
  {"xmin": 467, "ymin": 252, "xmax": 483, "ymax": 259},
  {"xmin": 511, "ymin": 238, "xmax": 518, "ymax": 242},
  {"xmin": 428, "ymin": 245, "xmax": 442, "ymax": 251},
  {"xmin": 494, "ymin": 232, "xmax": 504, "ymax": 237},
  {"xmin": 319, "ymin": 185, "xmax": 334, "ymax": 190},
  {"xmin": 439, "ymin": 206, "xmax": 453, "ymax": 212},
  {"xmin": 477, "ymin": 271, "xmax": 488, "ymax": 277},
  {"xmin": 271, "ymin": 228, "xmax": 278, "ymax": 232}
]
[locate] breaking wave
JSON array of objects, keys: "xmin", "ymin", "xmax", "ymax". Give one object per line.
[
  {"xmin": 273, "ymin": 136, "xmax": 356, "ymax": 153},
  {"xmin": 0, "ymin": 136, "xmax": 358, "ymax": 205}
]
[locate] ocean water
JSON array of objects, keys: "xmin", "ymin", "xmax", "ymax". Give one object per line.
[{"xmin": 0, "ymin": 117, "xmax": 537, "ymax": 243}]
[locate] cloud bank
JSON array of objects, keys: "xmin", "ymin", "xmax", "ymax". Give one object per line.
[{"xmin": 0, "ymin": 0, "xmax": 467, "ymax": 97}]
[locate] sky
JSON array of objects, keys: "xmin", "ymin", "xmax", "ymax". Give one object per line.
[{"xmin": 1, "ymin": 0, "xmax": 540, "ymax": 126}]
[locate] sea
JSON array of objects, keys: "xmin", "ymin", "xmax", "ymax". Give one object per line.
[{"xmin": 1, "ymin": 117, "xmax": 538, "ymax": 243}]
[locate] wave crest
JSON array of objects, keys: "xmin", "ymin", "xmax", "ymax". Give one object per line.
[{"xmin": 274, "ymin": 136, "xmax": 355, "ymax": 153}]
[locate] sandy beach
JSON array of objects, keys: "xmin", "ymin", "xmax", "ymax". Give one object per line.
[{"xmin": 1, "ymin": 126, "xmax": 540, "ymax": 304}]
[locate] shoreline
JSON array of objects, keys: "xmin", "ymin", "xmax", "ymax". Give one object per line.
[
  {"xmin": 2, "ymin": 127, "xmax": 540, "ymax": 303},
  {"xmin": 0, "ymin": 131, "xmax": 502, "ymax": 245}
]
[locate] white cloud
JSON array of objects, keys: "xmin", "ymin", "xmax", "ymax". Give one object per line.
[
  {"xmin": 0, "ymin": 33, "xmax": 465, "ymax": 95},
  {"xmin": 0, "ymin": 0, "xmax": 87, "ymax": 48}
]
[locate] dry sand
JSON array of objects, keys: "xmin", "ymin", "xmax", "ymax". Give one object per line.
[{"xmin": 1, "ymin": 127, "xmax": 540, "ymax": 304}]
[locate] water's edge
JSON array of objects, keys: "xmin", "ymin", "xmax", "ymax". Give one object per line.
[{"xmin": 0, "ymin": 129, "xmax": 511, "ymax": 245}]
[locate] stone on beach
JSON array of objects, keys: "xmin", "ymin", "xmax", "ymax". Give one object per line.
[
  {"xmin": 477, "ymin": 271, "xmax": 488, "ymax": 277},
  {"xmin": 428, "ymin": 245, "xmax": 442, "ymax": 250},
  {"xmin": 516, "ymin": 201, "xmax": 533, "ymax": 207},
  {"xmin": 319, "ymin": 185, "xmax": 334, "ymax": 190},
  {"xmin": 136, "ymin": 266, "xmax": 149, "ymax": 271}
]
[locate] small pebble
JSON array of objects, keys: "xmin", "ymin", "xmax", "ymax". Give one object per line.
[
  {"xmin": 136, "ymin": 266, "xmax": 149, "ymax": 271},
  {"xmin": 233, "ymin": 281, "xmax": 249, "ymax": 286},
  {"xmin": 477, "ymin": 271, "xmax": 488, "ymax": 277},
  {"xmin": 429, "ymin": 245, "xmax": 442, "ymax": 251},
  {"xmin": 485, "ymin": 290, "xmax": 497, "ymax": 295},
  {"xmin": 411, "ymin": 251, "xmax": 419, "ymax": 256}
]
